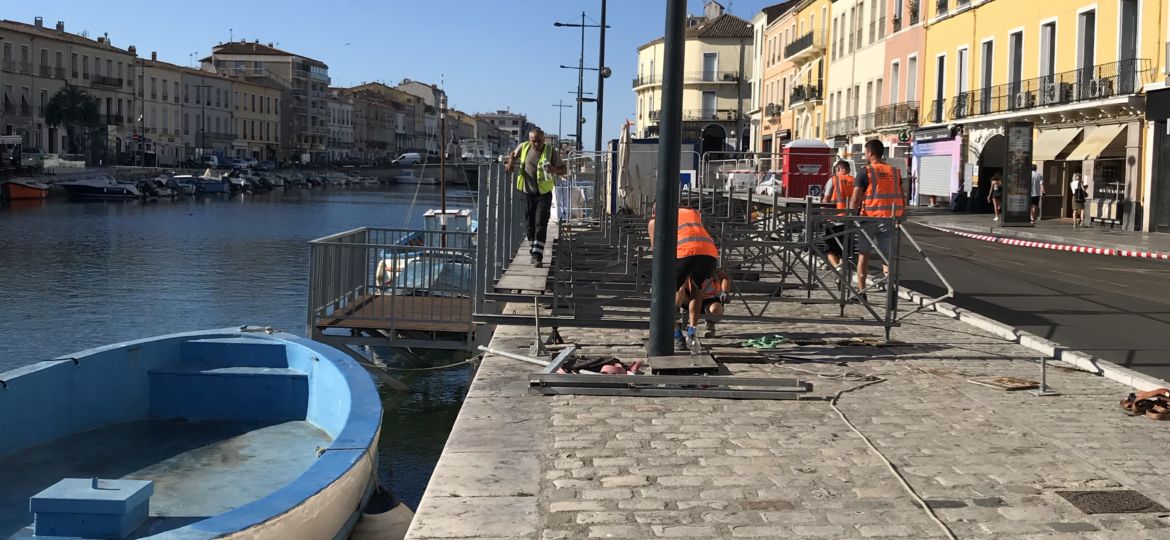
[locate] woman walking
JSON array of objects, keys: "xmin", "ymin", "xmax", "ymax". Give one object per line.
[{"xmin": 988, "ymin": 173, "xmax": 1004, "ymax": 222}]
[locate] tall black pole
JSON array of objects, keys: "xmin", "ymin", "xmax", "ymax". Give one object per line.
[
  {"xmin": 574, "ymin": 11, "xmax": 585, "ymax": 153},
  {"xmin": 593, "ymin": 0, "xmax": 607, "ymax": 154},
  {"xmin": 736, "ymin": 36, "xmax": 746, "ymax": 151},
  {"xmin": 649, "ymin": 0, "xmax": 686, "ymax": 356}
]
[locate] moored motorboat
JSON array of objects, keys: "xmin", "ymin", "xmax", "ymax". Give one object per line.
[
  {"xmin": 0, "ymin": 328, "xmax": 384, "ymax": 540},
  {"xmin": 57, "ymin": 174, "xmax": 142, "ymax": 200},
  {"xmin": 1, "ymin": 179, "xmax": 50, "ymax": 200}
]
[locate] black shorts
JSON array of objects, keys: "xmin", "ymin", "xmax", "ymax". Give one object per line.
[
  {"xmin": 1030, "ymin": 196, "xmax": 1040, "ymax": 206},
  {"xmin": 701, "ymin": 298, "xmax": 722, "ymax": 313},
  {"xmin": 675, "ymin": 255, "xmax": 717, "ymax": 291},
  {"xmin": 824, "ymin": 223, "xmax": 846, "ymax": 257}
]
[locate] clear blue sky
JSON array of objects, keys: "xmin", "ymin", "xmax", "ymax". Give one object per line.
[{"xmin": 6, "ymin": 0, "xmax": 775, "ymax": 147}]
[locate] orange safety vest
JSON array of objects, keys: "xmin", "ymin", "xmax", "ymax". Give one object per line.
[
  {"xmin": 828, "ymin": 173, "xmax": 855, "ymax": 216},
  {"xmin": 700, "ymin": 277, "xmax": 722, "ymax": 299},
  {"xmin": 861, "ymin": 163, "xmax": 905, "ymax": 218},
  {"xmin": 676, "ymin": 208, "xmax": 719, "ymax": 259}
]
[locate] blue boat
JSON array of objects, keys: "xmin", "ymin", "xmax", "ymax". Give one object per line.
[{"xmin": 0, "ymin": 328, "xmax": 388, "ymax": 539}]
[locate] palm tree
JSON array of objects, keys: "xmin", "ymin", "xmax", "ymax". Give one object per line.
[{"xmin": 44, "ymin": 84, "xmax": 99, "ymax": 156}]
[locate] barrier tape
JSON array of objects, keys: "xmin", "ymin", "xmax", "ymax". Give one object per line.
[{"xmin": 917, "ymin": 223, "xmax": 1170, "ymax": 261}]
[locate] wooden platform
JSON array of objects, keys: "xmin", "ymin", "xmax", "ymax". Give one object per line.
[
  {"xmin": 315, "ymin": 294, "xmax": 473, "ymax": 334},
  {"xmin": 494, "ymin": 221, "xmax": 559, "ymax": 293}
]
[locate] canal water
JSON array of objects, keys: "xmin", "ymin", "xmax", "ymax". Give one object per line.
[{"xmin": 0, "ymin": 184, "xmax": 478, "ymax": 509}]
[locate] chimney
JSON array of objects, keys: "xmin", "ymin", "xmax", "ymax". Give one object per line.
[
  {"xmin": 34, "ymin": 17, "xmax": 43, "ymax": 28},
  {"xmin": 55, "ymin": 20, "xmax": 64, "ymax": 32},
  {"xmin": 268, "ymin": 43, "xmax": 274, "ymax": 47},
  {"xmin": 703, "ymin": 0, "xmax": 724, "ymax": 20},
  {"xmin": 97, "ymin": 36, "xmax": 105, "ymax": 44},
  {"xmin": 128, "ymin": 45, "xmax": 137, "ymax": 56},
  {"xmin": 151, "ymin": 51, "xmax": 157, "ymax": 61}
]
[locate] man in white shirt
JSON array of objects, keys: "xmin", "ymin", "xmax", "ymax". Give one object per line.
[{"xmin": 1030, "ymin": 164, "xmax": 1044, "ymax": 224}]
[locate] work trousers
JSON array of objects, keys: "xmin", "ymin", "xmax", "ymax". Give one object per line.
[{"xmin": 525, "ymin": 191, "xmax": 553, "ymax": 259}]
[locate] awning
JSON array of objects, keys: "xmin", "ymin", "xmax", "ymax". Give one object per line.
[
  {"xmin": 1031, "ymin": 128, "xmax": 1082, "ymax": 161},
  {"xmin": 1066, "ymin": 124, "xmax": 1126, "ymax": 161}
]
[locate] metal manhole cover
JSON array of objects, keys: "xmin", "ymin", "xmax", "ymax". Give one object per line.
[{"xmin": 1057, "ymin": 490, "xmax": 1168, "ymax": 514}]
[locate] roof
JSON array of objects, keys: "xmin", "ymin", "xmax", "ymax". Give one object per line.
[
  {"xmin": 638, "ymin": 12, "xmax": 753, "ymax": 50},
  {"xmin": 762, "ymin": 1, "xmax": 799, "ymax": 23},
  {"xmin": 208, "ymin": 41, "xmax": 326, "ymax": 67},
  {"xmin": 0, "ymin": 19, "xmax": 133, "ymax": 55}
]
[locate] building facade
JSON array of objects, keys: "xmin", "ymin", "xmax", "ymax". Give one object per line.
[
  {"xmin": 634, "ymin": 1, "xmax": 755, "ymax": 155},
  {"xmin": 919, "ymin": 0, "xmax": 1154, "ymax": 227},
  {"xmin": 875, "ymin": 0, "xmax": 925, "ymax": 161},
  {"xmin": 326, "ymin": 89, "xmax": 353, "ymax": 163},
  {"xmin": 0, "ymin": 17, "xmax": 137, "ymax": 163},
  {"xmin": 140, "ymin": 54, "xmax": 184, "ymax": 166},
  {"xmin": 180, "ymin": 68, "xmax": 233, "ymax": 161},
  {"xmin": 232, "ymin": 77, "xmax": 282, "ymax": 161},
  {"xmin": 759, "ymin": 4, "xmax": 800, "ymax": 160},
  {"xmin": 479, "ymin": 110, "xmax": 529, "ymax": 148},
  {"xmin": 824, "ymin": 0, "xmax": 889, "ymax": 155},
  {"xmin": 203, "ymin": 41, "xmax": 328, "ymax": 163}
]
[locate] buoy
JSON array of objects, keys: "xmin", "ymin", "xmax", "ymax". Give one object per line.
[{"xmin": 350, "ymin": 485, "xmax": 413, "ymax": 540}]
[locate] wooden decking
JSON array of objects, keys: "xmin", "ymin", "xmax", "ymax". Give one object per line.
[
  {"xmin": 315, "ymin": 294, "xmax": 473, "ymax": 334},
  {"xmin": 494, "ymin": 221, "xmax": 559, "ymax": 293}
]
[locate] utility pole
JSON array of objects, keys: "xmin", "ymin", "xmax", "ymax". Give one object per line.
[
  {"xmin": 736, "ymin": 32, "xmax": 746, "ymax": 151},
  {"xmin": 593, "ymin": 0, "xmax": 607, "ymax": 154},
  {"xmin": 576, "ymin": 11, "xmax": 585, "ymax": 152},
  {"xmin": 553, "ymin": 100, "xmax": 572, "ymax": 142},
  {"xmin": 649, "ymin": 0, "xmax": 687, "ymax": 356}
]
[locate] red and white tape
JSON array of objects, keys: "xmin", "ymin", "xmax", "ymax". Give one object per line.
[{"xmin": 919, "ymin": 224, "xmax": 1170, "ymax": 261}]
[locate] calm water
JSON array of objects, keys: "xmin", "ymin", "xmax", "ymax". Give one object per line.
[{"xmin": 0, "ymin": 184, "xmax": 478, "ymax": 509}]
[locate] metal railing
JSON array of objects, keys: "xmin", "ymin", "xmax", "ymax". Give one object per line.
[
  {"xmin": 785, "ymin": 30, "xmax": 818, "ymax": 59},
  {"xmin": 39, "ymin": 65, "xmax": 51, "ymax": 78},
  {"xmin": 685, "ymin": 70, "xmax": 741, "ymax": 83},
  {"xmin": 790, "ymin": 84, "xmax": 823, "ymax": 107},
  {"xmin": 682, "ymin": 109, "xmax": 740, "ymax": 121},
  {"xmin": 632, "ymin": 74, "xmax": 657, "ymax": 88},
  {"xmin": 946, "ymin": 58, "xmax": 1147, "ymax": 121},
  {"xmin": 308, "ymin": 227, "xmax": 477, "ymax": 344},
  {"xmin": 874, "ymin": 101, "xmax": 920, "ymax": 128}
]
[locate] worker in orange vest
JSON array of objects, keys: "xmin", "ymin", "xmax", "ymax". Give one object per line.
[
  {"xmin": 649, "ymin": 204, "xmax": 719, "ymax": 350},
  {"xmin": 822, "ymin": 160, "xmax": 855, "ymax": 271},
  {"xmin": 848, "ymin": 139, "xmax": 905, "ymax": 299}
]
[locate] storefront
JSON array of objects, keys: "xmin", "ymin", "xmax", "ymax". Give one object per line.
[
  {"xmin": 1145, "ymin": 87, "xmax": 1170, "ymax": 233},
  {"xmin": 911, "ymin": 126, "xmax": 961, "ymax": 207}
]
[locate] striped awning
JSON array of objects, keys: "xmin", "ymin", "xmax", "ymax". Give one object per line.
[{"xmin": 1031, "ymin": 128, "xmax": 1082, "ymax": 161}]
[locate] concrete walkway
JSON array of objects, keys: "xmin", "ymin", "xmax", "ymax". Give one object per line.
[
  {"xmin": 408, "ymin": 292, "xmax": 1170, "ymax": 539},
  {"xmin": 910, "ymin": 209, "xmax": 1170, "ymax": 257}
]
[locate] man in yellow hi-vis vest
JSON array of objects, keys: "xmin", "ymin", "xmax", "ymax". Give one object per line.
[{"xmin": 505, "ymin": 128, "xmax": 566, "ymax": 267}]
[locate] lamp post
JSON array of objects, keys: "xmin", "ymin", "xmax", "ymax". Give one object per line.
[
  {"xmin": 552, "ymin": 100, "xmax": 572, "ymax": 143},
  {"xmin": 554, "ymin": 13, "xmax": 609, "ymax": 153}
]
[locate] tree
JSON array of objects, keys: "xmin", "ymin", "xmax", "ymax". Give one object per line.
[{"xmin": 44, "ymin": 84, "xmax": 99, "ymax": 156}]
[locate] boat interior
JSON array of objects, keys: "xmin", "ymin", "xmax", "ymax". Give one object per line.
[{"xmin": 0, "ymin": 331, "xmax": 378, "ymax": 539}]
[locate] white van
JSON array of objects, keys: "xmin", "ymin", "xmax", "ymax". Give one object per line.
[
  {"xmin": 199, "ymin": 155, "xmax": 220, "ymax": 168},
  {"xmin": 391, "ymin": 153, "xmax": 421, "ymax": 167}
]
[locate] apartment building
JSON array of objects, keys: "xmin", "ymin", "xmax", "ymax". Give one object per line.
[
  {"xmin": 397, "ymin": 79, "xmax": 445, "ymax": 154},
  {"xmin": 140, "ymin": 53, "xmax": 184, "ymax": 166},
  {"xmin": 179, "ymin": 68, "xmax": 233, "ymax": 160},
  {"xmin": 346, "ymin": 82, "xmax": 424, "ymax": 157},
  {"xmin": 326, "ymin": 89, "xmax": 354, "ymax": 163},
  {"xmin": 346, "ymin": 88, "xmax": 393, "ymax": 163},
  {"xmin": 0, "ymin": 17, "xmax": 136, "ymax": 163},
  {"xmin": 825, "ymin": 0, "xmax": 890, "ymax": 155},
  {"xmin": 203, "ymin": 41, "xmax": 329, "ymax": 163},
  {"xmin": 877, "ymin": 0, "xmax": 926, "ymax": 160},
  {"xmin": 479, "ymin": 110, "xmax": 529, "ymax": 148},
  {"xmin": 232, "ymin": 77, "xmax": 282, "ymax": 161},
  {"xmin": 759, "ymin": 4, "xmax": 801, "ymax": 159},
  {"xmin": 919, "ymin": 0, "xmax": 1153, "ymax": 228},
  {"xmin": 750, "ymin": 3, "xmax": 797, "ymax": 154},
  {"xmin": 634, "ymin": 1, "xmax": 754, "ymax": 155}
]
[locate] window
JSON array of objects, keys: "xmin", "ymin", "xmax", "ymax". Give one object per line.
[
  {"xmin": 831, "ymin": 18, "xmax": 839, "ymax": 60},
  {"xmin": 907, "ymin": 56, "xmax": 918, "ymax": 100},
  {"xmin": 252, "ymin": 94, "xmax": 257, "ymax": 112},
  {"xmin": 981, "ymin": 41, "xmax": 994, "ymax": 113},
  {"xmin": 875, "ymin": 78, "xmax": 883, "ymax": 109},
  {"xmin": 106, "ymin": 59, "xmax": 112, "ymax": 78},
  {"xmin": 1076, "ymin": 11, "xmax": 1095, "ymax": 72},
  {"xmin": 184, "ymin": 113, "xmax": 189, "ymax": 134},
  {"xmin": 869, "ymin": 0, "xmax": 877, "ymax": 44},
  {"xmin": 56, "ymin": 51, "xmax": 63, "ymax": 71},
  {"xmin": 82, "ymin": 55, "xmax": 88, "ymax": 79},
  {"xmin": 234, "ymin": 91, "xmax": 239, "ymax": 110},
  {"xmin": 93, "ymin": 56, "xmax": 100, "ymax": 76},
  {"xmin": 957, "ymin": 47, "xmax": 969, "ymax": 95},
  {"xmin": 39, "ymin": 49, "xmax": 47, "ymax": 72},
  {"xmin": 150, "ymin": 77, "xmax": 157, "ymax": 99},
  {"xmin": 891, "ymin": 61, "xmax": 901, "ymax": 103},
  {"xmin": 162, "ymin": 79, "xmax": 168, "ymax": 101},
  {"xmin": 1040, "ymin": 22, "xmax": 1056, "ymax": 80},
  {"xmin": 174, "ymin": 82, "xmax": 179, "ymax": 103},
  {"xmin": 1009, "ymin": 31, "xmax": 1024, "ymax": 95},
  {"xmin": 934, "ymin": 54, "xmax": 946, "ymax": 122},
  {"xmin": 71, "ymin": 53, "xmax": 78, "ymax": 78}
]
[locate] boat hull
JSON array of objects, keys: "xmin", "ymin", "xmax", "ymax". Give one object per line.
[
  {"xmin": 1, "ymin": 182, "xmax": 49, "ymax": 200},
  {"xmin": 61, "ymin": 185, "xmax": 140, "ymax": 200},
  {"xmin": 197, "ymin": 181, "xmax": 231, "ymax": 194}
]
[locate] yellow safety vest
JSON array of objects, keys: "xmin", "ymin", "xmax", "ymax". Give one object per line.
[{"xmin": 516, "ymin": 142, "xmax": 556, "ymax": 194}]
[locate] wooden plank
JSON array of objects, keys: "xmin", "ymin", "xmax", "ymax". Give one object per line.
[{"xmin": 317, "ymin": 295, "xmax": 472, "ymax": 333}]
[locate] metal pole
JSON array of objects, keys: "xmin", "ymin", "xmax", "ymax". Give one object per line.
[
  {"xmin": 576, "ymin": 11, "xmax": 585, "ymax": 153},
  {"xmin": 736, "ymin": 37, "xmax": 746, "ymax": 152},
  {"xmin": 594, "ymin": 0, "xmax": 607, "ymax": 154},
  {"xmin": 440, "ymin": 97, "xmax": 447, "ymax": 247},
  {"xmin": 649, "ymin": 0, "xmax": 687, "ymax": 356}
]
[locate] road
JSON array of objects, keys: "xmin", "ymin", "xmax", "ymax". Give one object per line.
[{"xmin": 897, "ymin": 222, "xmax": 1170, "ymax": 381}]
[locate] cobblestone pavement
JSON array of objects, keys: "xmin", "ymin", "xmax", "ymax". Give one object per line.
[{"xmin": 406, "ymin": 296, "xmax": 1170, "ymax": 540}]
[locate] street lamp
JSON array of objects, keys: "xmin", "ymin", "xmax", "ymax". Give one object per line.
[{"xmin": 553, "ymin": 11, "xmax": 609, "ymax": 152}]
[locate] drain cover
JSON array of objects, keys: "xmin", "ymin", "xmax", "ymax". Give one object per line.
[{"xmin": 1057, "ymin": 490, "xmax": 1168, "ymax": 514}]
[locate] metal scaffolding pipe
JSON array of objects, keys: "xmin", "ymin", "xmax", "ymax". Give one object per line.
[{"xmin": 649, "ymin": 0, "xmax": 687, "ymax": 356}]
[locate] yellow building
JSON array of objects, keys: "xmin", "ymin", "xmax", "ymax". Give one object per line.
[
  {"xmin": 634, "ymin": 1, "xmax": 754, "ymax": 155},
  {"xmin": 918, "ymin": 0, "xmax": 1157, "ymax": 228},
  {"xmin": 782, "ymin": 0, "xmax": 831, "ymax": 142}
]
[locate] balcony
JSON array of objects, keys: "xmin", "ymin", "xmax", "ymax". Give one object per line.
[
  {"xmin": 54, "ymin": 67, "xmax": 65, "ymax": 79},
  {"xmin": 632, "ymin": 74, "xmax": 657, "ymax": 88},
  {"xmin": 649, "ymin": 109, "xmax": 661, "ymax": 122},
  {"xmin": 106, "ymin": 114, "xmax": 124, "ymax": 125},
  {"xmin": 785, "ymin": 30, "xmax": 826, "ymax": 65},
  {"xmin": 874, "ymin": 101, "xmax": 920, "ymax": 128},
  {"xmin": 682, "ymin": 109, "xmax": 739, "ymax": 122},
  {"xmin": 684, "ymin": 71, "xmax": 741, "ymax": 84},
  {"xmin": 39, "ymin": 65, "xmax": 51, "ymax": 77},
  {"xmin": 92, "ymin": 75, "xmax": 123, "ymax": 88},
  {"xmin": 18, "ymin": 61, "xmax": 31, "ymax": 74},
  {"xmin": 789, "ymin": 84, "xmax": 823, "ymax": 108},
  {"xmin": 764, "ymin": 102, "xmax": 784, "ymax": 117},
  {"xmin": 940, "ymin": 58, "xmax": 1148, "ymax": 123},
  {"xmin": 826, "ymin": 116, "xmax": 859, "ymax": 138}
]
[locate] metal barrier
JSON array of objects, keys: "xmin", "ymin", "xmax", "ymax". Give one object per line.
[{"xmin": 308, "ymin": 226, "xmax": 477, "ymax": 349}]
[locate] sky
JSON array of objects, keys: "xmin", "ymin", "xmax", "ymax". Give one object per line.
[{"xmin": 5, "ymin": 0, "xmax": 777, "ymax": 148}]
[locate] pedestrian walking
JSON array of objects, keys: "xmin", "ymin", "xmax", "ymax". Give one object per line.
[
  {"xmin": 849, "ymin": 139, "xmax": 905, "ymax": 300},
  {"xmin": 505, "ymin": 128, "xmax": 566, "ymax": 267},
  {"xmin": 1072, "ymin": 174, "xmax": 1088, "ymax": 228},
  {"xmin": 1030, "ymin": 164, "xmax": 1045, "ymax": 224},
  {"xmin": 988, "ymin": 173, "xmax": 1003, "ymax": 222},
  {"xmin": 823, "ymin": 160, "xmax": 855, "ymax": 272}
]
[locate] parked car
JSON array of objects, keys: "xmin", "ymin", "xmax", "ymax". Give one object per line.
[
  {"xmin": 391, "ymin": 152, "xmax": 421, "ymax": 167},
  {"xmin": 254, "ymin": 160, "xmax": 276, "ymax": 171},
  {"xmin": 199, "ymin": 155, "xmax": 220, "ymax": 168}
]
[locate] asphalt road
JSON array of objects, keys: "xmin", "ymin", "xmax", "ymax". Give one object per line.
[{"xmin": 897, "ymin": 222, "xmax": 1170, "ymax": 381}]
